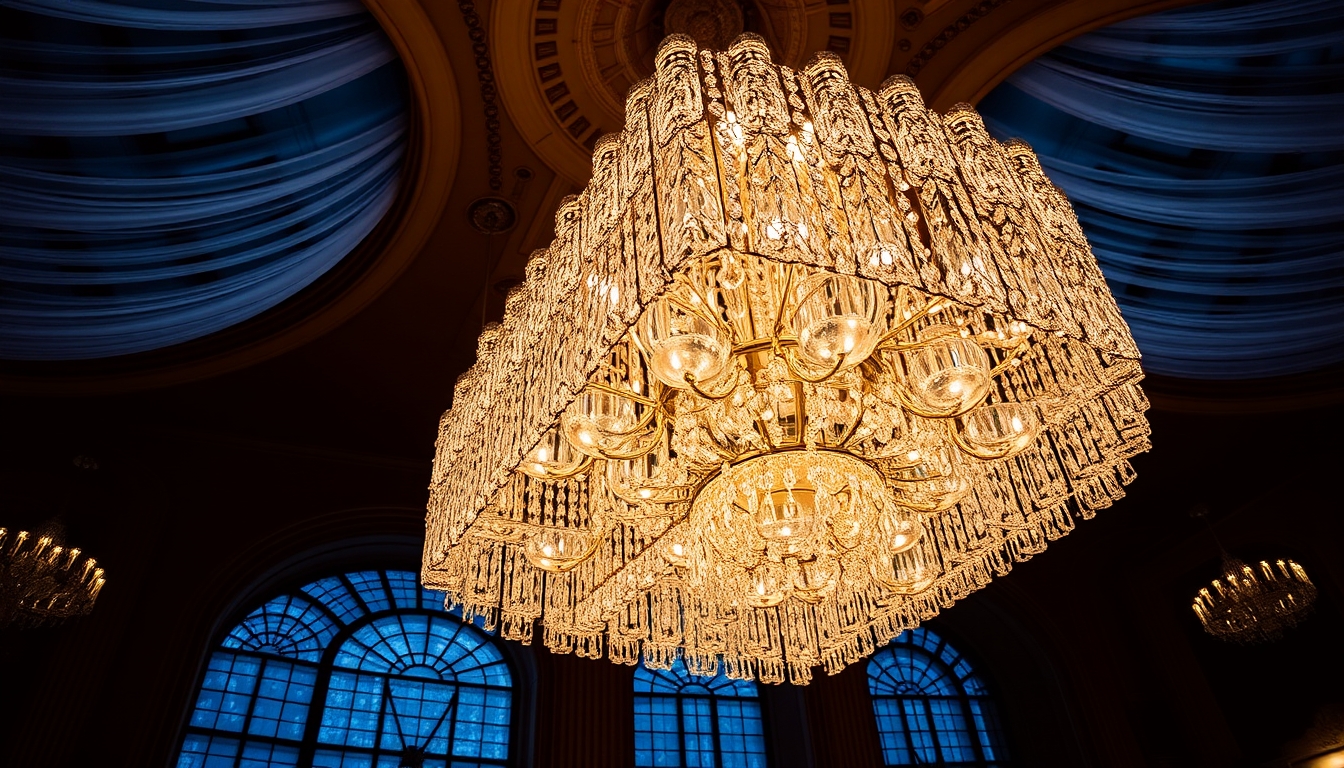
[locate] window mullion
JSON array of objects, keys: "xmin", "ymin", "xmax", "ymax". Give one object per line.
[{"xmin": 709, "ymin": 695, "xmax": 723, "ymax": 768}]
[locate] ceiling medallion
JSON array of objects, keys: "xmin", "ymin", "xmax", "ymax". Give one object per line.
[
  {"xmin": 424, "ymin": 35, "xmax": 1150, "ymax": 684},
  {"xmin": 468, "ymin": 197, "xmax": 518, "ymax": 235}
]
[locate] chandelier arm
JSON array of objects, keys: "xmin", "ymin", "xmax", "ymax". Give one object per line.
[
  {"xmin": 880, "ymin": 296, "xmax": 947, "ymax": 343},
  {"xmin": 782, "ymin": 349, "xmax": 848, "ymax": 384},
  {"xmin": 987, "ymin": 341, "xmax": 1031, "ymax": 378},
  {"xmin": 583, "ymin": 381, "xmax": 660, "ymax": 408},
  {"xmin": 663, "ymin": 291, "xmax": 735, "ymax": 341},
  {"xmin": 769, "ymin": 265, "xmax": 797, "ymax": 340},
  {"xmin": 521, "ymin": 452, "xmax": 595, "ymax": 481},
  {"xmin": 684, "ymin": 371, "xmax": 737, "ymax": 400}
]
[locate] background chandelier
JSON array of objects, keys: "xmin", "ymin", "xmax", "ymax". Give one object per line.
[
  {"xmin": 1, "ymin": 522, "xmax": 106, "ymax": 628},
  {"xmin": 424, "ymin": 34, "xmax": 1150, "ymax": 684},
  {"xmin": 1189, "ymin": 505, "xmax": 1316, "ymax": 644}
]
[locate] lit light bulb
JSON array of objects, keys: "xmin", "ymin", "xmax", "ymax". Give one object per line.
[
  {"xmin": 901, "ymin": 325, "xmax": 991, "ymax": 417},
  {"xmin": 790, "ymin": 273, "xmax": 886, "ymax": 369},
  {"xmin": 958, "ymin": 403, "xmax": 1039, "ymax": 459},
  {"xmin": 637, "ymin": 295, "xmax": 731, "ymax": 389}
]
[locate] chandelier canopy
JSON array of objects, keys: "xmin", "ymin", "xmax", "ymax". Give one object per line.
[
  {"xmin": 424, "ymin": 35, "xmax": 1150, "ymax": 684},
  {"xmin": 1193, "ymin": 557, "xmax": 1316, "ymax": 644},
  {"xmin": 0, "ymin": 523, "xmax": 105, "ymax": 628}
]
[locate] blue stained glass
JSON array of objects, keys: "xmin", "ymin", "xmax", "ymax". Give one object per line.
[
  {"xmin": 222, "ymin": 594, "xmax": 339, "ymax": 662},
  {"xmin": 301, "ymin": 577, "xmax": 365, "ymax": 625},
  {"xmin": 346, "ymin": 571, "xmax": 392, "ymax": 612},
  {"xmin": 867, "ymin": 628, "xmax": 1007, "ymax": 767},
  {"xmin": 239, "ymin": 742, "xmax": 300, "ymax": 768},
  {"xmin": 634, "ymin": 658, "xmax": 768, "ymax": 767},
  {"xmin": 178, "ymin": 569, "xmax": 513, "ymax": 767},
  {"xmin": 177, "ymin": 734, "xmax": 240, "ymax": 768},
  {"xmin": 385, "ymin": 571, "xmax": 423, "ymax": 610}
]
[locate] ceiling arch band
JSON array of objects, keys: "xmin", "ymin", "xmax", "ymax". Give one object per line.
[
  {"xmin": 0, "ymin": 0, "xmax": 410, "ymax": 360},
  {"xmin": 979, "ymin": 0, "xmax": 1344, "ymax": 379}
]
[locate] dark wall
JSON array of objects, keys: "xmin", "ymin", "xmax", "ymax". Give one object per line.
[{"xmin": 1, "ymin": 400, "xmax": 1340, "ymax": 768}]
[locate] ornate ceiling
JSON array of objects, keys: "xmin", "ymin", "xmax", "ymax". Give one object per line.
[{"xmin": 3, "ymin": 0, "xmax": 1336, "ymax": 412}]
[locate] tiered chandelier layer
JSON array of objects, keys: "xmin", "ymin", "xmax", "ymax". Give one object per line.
[
  {"xmin": 1193, "ymin": 558, "xmax": 1316, "ymax": 644},
  {"xmin": 424, "ymin": 35, "xmax": 1150, "ymax": 684}
]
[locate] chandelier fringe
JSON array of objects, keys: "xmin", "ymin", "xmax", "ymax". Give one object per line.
[{"xmin": 425, "ymin": 33, "xmax": 1148, "ymax": 683}]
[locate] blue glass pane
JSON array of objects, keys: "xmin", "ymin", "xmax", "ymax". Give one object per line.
[
  {"xmin": 177, "ymin": 734, "xmax": 240, "ymax": 768},
  {"xmin": 872, "ymin": 698, "xmax": 912, "ymax": 765},
  {"xmin": 179, "ymin": 570, "xmax": 513, "ymax": 768},
  {"xmin": 901, "ymin": 699, "xmax": 938, "ymax": 765},
  {"xmin": 451, "ymin": 687, "xmax": 513, "ymax": 760},
  {"xmin": 239, "ymin": 741, "xmax": 300, "ymax": 768},
  {"xmin": 869, "ymin": 627, "xmax": 1009, "ymax": 766},
  {"xmin": 317, "ymin": 671, "xmax": 383, "ymax": 748},
  {"xmin": 222, "ymin": 594, "xmax": 339, "ymax": 662},
  {"xmin": 346, "ymin": 571, "xmax": 392, "ymax": 612},
  {"xmin": 300, "ymin": 577, "xmax": 365, "ymax": 625},
  {"xmin": 928, "ymin": 699, "xmax": 975, "ymax": 762},
  {"xmin": 634, "ymin": 695, "xmax": 681, "ymax": 767},
  {"xmin": 968, "ymin": 699, "xmax": 1004, "ymax": 761},
  {"xmin": 634, "ymin": 657, "xmax": 758, "ymax": 697},
  {"xmin": 384, "ymin": 570, "xmax": 422, "ymax": 610},
  {"xmin": 333, "ymin": 615, "xmax": 509, "ymax": 685},
  {"xmin": 681, "ymin": 697, "xmax": 715, "ymax": 768},
  {"xmin": 248, "ymin": 661, "xmax": 317, "ymax": 740},
  {"xmin": 190, "ymin": 653, "xmax": 261, "ymax": 733},
  {"xmin": 716, "ymin": 699, "xmax": 767, "ymax": 768}
]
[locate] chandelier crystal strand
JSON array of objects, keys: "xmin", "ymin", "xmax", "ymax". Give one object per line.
[
  {"xmin": 0, "ymin": 526, "xmax": 106, "ymax": 627},
  {"xmin": 1193, "ymin": 558, "xmax": 1317, "ymax": 644},
  {"xmin": 424, "ymin": 34, "xmax": 1150, "ymax": 684}
]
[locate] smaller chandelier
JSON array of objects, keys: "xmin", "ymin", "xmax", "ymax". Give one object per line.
[
  {"xmin": 0, "ymin": 524, "xmax": 106, "ymax": 628},
  {"xmin": 1193, "ymin": 557, "xmax": 1316, "ymax": 644}
]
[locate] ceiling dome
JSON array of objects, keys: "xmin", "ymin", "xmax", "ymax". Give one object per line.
[
  {"xmin": 978, "ymin": 0, "xmax": 1343, "ymax": 380},
  {"xmin": 0, "ymin": 0, "xmax": 409, "ymax": 360}
]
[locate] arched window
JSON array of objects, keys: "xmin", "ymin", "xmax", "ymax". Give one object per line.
[
  {"xmin": 867, "ymin": 628, "xmax": 1008, "ymax": 767},
  {"xmin": 176, "ymin": 570, "xmax": 513, "ymax": 768},
  {"xmin": 633, "ymin": 658, "xmax": 769, "ymax": 768}
]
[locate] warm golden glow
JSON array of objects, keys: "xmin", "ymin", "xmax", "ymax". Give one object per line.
[
  {"xmin": 0, "ymin": 526, "xmax": 105, "ymax": 628},
  {"xmin": 424, "ymin": 35, "xmax": 1149, "ymax": 683},
  {"xmin": 1192, "ymin": 558, "xmax": 1317, "ymax": 644}
]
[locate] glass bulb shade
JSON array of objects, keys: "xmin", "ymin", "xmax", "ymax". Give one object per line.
[
  {"xmin": 606, "ymin": 430, "xmax": 682, "ymax": 502},
  {"xmin": 791, "ymin": 557, "xmax": 839, "ymax": 603},
  {"xmin": 664, "ymin": 541, "xmax": 689, "ymax": 568},
  {"xmin": 560, "ymin": 390, "xmax": 640, "ymax": 457},
  {"xmin": 637, "ymin": 295, "xmax": 731, "ymax": 388},
  {"xmin": 745, "ymin": 569, "xmax": 787, "ymax": 608},
  {"xmin": 755, "ymin": 487, "xmax": 817, "ymax": 542},
  {"xmin": 880, "ymin": 510, "xmax": 923, "ymax": 554},
  {"xmin": 518, "ymin": 427, "xmax": 587, "ymax": 479},
  {"xmin": 874, "ymin": 539, "xmax": 939, "ymax": 595},
  {"xmin": 901, "ymin": 328, "xmax": 991, "ymax": 417},
  {"xmin": 790, "ymin": 273, "xmax": 886, "ymax": 369},
  {"xmin": 960, "ymin": 403, "xmax": 1039, "ymax": 459},
  {"xmin": 522, "ymin": 529, "xmax": 595, "ymax": 573}
]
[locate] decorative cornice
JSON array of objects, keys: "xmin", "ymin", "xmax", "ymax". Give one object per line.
[
  {"xmin": 906, "ymin": 0, "xmax": 1012, "ymax": 76},
  {"xmin": 458, "ymin": 0, "xmax": 505, "ymax": 191}
]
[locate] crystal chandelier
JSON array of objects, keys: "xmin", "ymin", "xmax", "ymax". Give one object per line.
[
  {"xmin": 1192, "ymin": 558, "xmax": 1317, "ymax": 644},
  {"xmin": 1188, "ymin": 506, "xmax": 1316, "ymax": 644},
  {"xmin": 0, "ymin": 523, "xmax": 106, "ymax": 628},
  {"xmin": 423, "ymin": 35, "xmax": 1150, "ymax": 683}
]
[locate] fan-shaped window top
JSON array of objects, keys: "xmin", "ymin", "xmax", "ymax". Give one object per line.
[
  {"xmin": 176, "ymin": 570, "xmax": 513, "ymax": 768},
  {"xmin": 634, "ymin": 658, "xmax": 768, "ymax": 767},
  {"xmin": 0, "ymin": 0, "xmax": 409, "ymax": 360},
  {"xmin": 977, "ymin": 0, "xmax": 1344, "ymax": 380},
  {"xmin": 867, "ymin": 628, "xmax": 1007, "ymax": 767}
]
